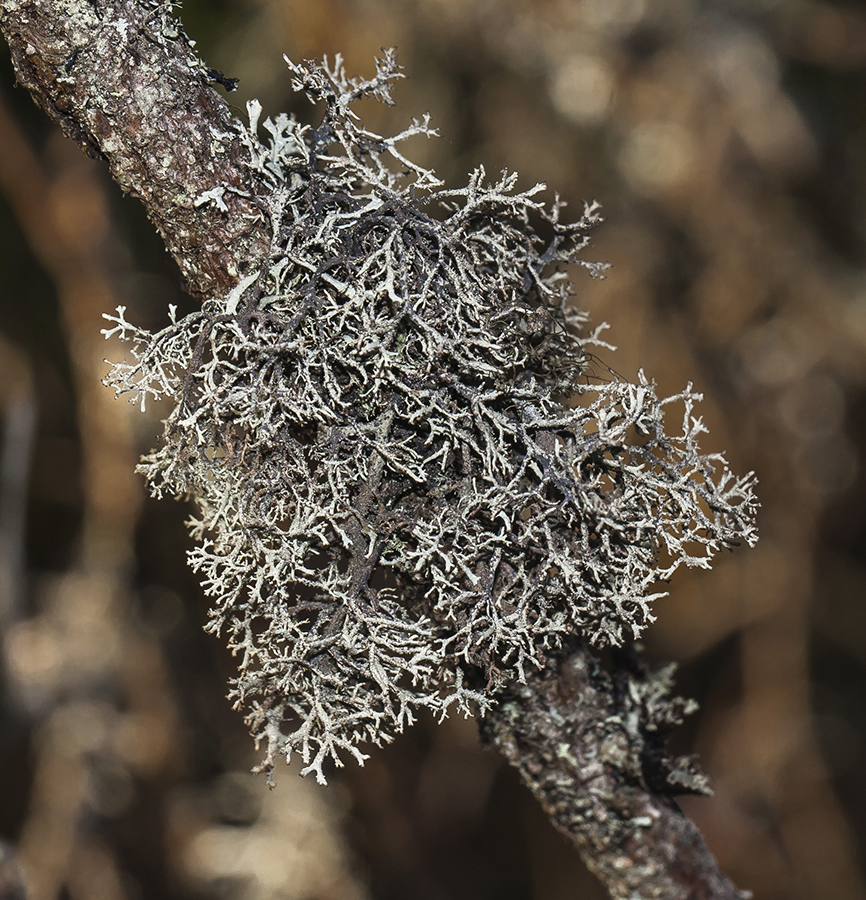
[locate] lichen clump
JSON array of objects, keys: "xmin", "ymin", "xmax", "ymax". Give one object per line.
[{"xmin": 103, "ymin": 52, "xmax": 757, "ymax": 783}]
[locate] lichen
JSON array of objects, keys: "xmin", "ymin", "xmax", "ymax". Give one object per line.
[{"xmin": 103, "ymin": 51, "xmax": 758, "ymax": 783}]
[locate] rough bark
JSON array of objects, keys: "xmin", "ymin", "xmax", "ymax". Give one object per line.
[
  {"xmin": 0, "ymin": 0, "xmax": 271, "ymax": 299},
  {"xmin": 481, "ymin": 646, "xmax": 750, "ymax": 900},
  {"xmin": 0, "ymin": 3, "xmax": 749, "ymax": 898}
]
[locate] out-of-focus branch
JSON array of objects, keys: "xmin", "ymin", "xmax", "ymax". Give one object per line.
[
  {"xmin": 0, "ymin": 337, "xmax": 35, "ymax": 633},
  {"xmin": 0, "ymin": 0, "xmax": 272, "ymax": 299},
  {"xmin": 0, "ymin": 841, "xmax": 26, "ymax": 900},
  {"xmin": 482, "ymin": 646, "xmax": 750, "ymax": 900}
]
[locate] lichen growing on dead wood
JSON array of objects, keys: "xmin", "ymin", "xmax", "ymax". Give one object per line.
[{"xmin": 103, "ymin": 51, "xmax": 758, "ymax": 783}]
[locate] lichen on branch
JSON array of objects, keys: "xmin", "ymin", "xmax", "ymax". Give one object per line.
[{"xmin": 103, "ymin": 51, "xmax": 758, "ymax": 784}]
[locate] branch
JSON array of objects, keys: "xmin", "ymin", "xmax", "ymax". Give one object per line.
[
  {"xmin": 0, "ymin": 4, "xmax": 751, "ymax": 898},
  {"xmin": 481, "ymin": 645, "xmax": 750, "ymax": 900},
  {"xmin": 0, "ymin": 0, "xmax": 271, "ymax": 299}
]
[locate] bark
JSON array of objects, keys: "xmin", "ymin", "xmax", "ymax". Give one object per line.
[
  {"xmin": 0, "ymin": 2, "xmax": 749, "ymax": 897},
  {"xmin": 0, "ymin": 0, "xmax": 271, "ymax": 299},
  {"xmin": 481, "ymin": 646, "xmax": 750, "ymax": 900}
]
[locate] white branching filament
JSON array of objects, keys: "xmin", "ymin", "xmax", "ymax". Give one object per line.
[{"xmin": 103, "ymin": 51, "xmax": 758, "ymax": 784}]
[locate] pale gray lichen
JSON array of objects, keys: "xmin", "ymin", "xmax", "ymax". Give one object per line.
[{"xmin": 103, "ymin": 51, "xmax": 758, "ymax": 783}]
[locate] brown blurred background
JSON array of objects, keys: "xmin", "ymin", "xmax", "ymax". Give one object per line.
[{"xmin": 1, "ymin": 1, "xmax": 865, "ymax": 898}]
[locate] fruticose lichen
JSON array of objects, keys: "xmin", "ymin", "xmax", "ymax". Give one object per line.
[{"xmin": 103, "ymin": 51, "xmax": 758, "ymax": 783}]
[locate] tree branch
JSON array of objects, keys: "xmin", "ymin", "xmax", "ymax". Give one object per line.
[
  {"xmin": 481, "ymin": 645, "xmax": 750, "ymax": 900},
  {"xmin": 0, "ymin": 0, "xmax": 271, "ymax": 299},
  {"xmin": 0, "ymin": 3, "xmax": 750, "ymax": 897}
]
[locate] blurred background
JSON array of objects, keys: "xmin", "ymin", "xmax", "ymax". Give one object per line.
[{"xmin": 1, "ymin": 0, "xmax": 865, "ymax": 898}]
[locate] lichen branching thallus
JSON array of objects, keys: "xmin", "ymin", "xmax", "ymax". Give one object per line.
[{"xmin": 103, "ymin": 51, "xmax": 758, "ymax": 784}]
